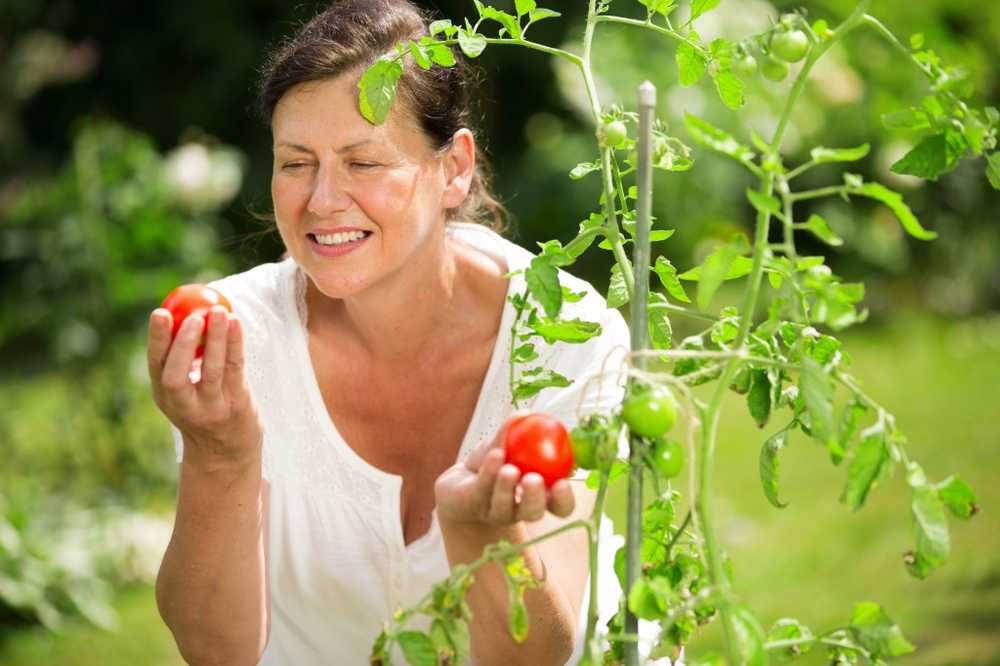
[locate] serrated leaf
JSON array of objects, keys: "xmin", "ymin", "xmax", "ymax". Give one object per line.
[
  {"xmin": 569, "ymin": 160, "xmax": 600, "ymax": 180},
  {"xmin": 458, "ymin": 28, "xmax": 487, "ymax": 58},
  {"xmin": 907, "ymin": 484, "xmax": 950, "ymax": 579},
  {"xmin": 759, "ymin": 429, "xmax": 790, "ymax": 508},
  {"xmin": 640, "ymin": 0, "xmax": 676, "ymax": 17},
  {"xmin": 811, "ymin": 144, "xmax": 870, "ymax": 164},
  {"xmin": 429, "ymin": 19, "xmax": 456, "ymax": 37},
  {"xmin": 628, "ymin": 577, "xmax": 670, "ymax": 620},
  {"xmin": 397, "ymin": 631, "xmax": 438, "ymax": 666},
  {"xmin": 747, "ymin": 369, "xmax": 772, "ymax": 428},
  {"xmin": 514, "ymin": 0, "xmax": 536, "ymax": 17},
  {"xmin": 478, "ymin": 5, "xmax": 521, "ymax": 39},
  {"xmin": 357, "ymin": 58, "xmax": 403, "ymax": 125},
  {"xmin": 713, "ymin": 69, "xmax": 745, "ymax": 109},
  {"xmin": 935, "ymin": 475, "xmax": 977, "ymax": 519},
  {"xmin": 525, "ymin": 255, "xmax": 561, "ymax": 318},
  {"xmin": 746, "ymin": 189, "xmax": 781, "ymax": 215},
  {"xmin": 881, "ymin": 108, "xmax": 931, "ymax": 130},
  {"xmin": 427, "ymin": 42, "xmax": 456, "ymax": 67},
  {"xmin": 731, "ymin": 606, "xmax": 767, "ymax": 666},
  {"xmin": 890, "ymin": 131, "xmax": 965, "ymax": 180},
  {"xmin": 652, "ymin": 257, "xmax": 691, "ymax": 303},
  {"xmin": 528, "ymin": 7, "xmax": 560, "ymax": 23},
  {"xmin": 689, "ymin": 0, "xmax": 721, "ymax": 22},
  {"xmin": 849, "ymin": 602, "xmax": 915, "ymax": 659},
  {"xmin": 850, "ymin": 181, "xmax": 937, "ymax": 240},
  {"xmin": 803, "ymin": 214, "xmax": 843, "ymax": 246},
  {"xmin": 679, "ymin": 255, "xmax": 752, "ymax": 282},
  {"xmin": 842, "ymin": 430, "xmax": 888, "ymax": 511},
  {"xmin": 607, "ymin": 263, "xmax": 629, "ymax": 308},
  {"xmin": 528, "ymin": 317, "xmax": 602, "ymax": 344},
  {"xmin": 684, "ymin": 114, "xmax": 755, "ymax": 164},
  {"xmin": 512, "ymin": 343, "xmax": 539, "ymax": 363},
  {"xmin": 799, "ymin": 357, "xmax": 834, "ymax": 448},
  {"xmin": 512, "ymin": 368, "xmax": 572, "ymax": 400},
  {"xmin": 676, "ymin": 38, "xmax": 707, "ymax": 87}
]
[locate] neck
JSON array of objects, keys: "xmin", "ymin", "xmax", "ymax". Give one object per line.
[{"xmin": 305, "ymin": 228, "xmax": 468, "ymax": 365}]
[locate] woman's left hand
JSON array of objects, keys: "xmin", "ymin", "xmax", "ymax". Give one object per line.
[{"xmin": 434, "ymin": 413, "xmax": 576, "ymax": 527}]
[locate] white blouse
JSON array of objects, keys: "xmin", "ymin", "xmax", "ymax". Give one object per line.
[{"xmin": 172, "ymin": 222, "xmax": 667, "ymax": 664}]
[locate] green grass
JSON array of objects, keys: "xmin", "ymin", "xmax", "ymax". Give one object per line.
[
  {"xmin": 608, "ymin": 311, "xmax": 1000, "ymax": 664},
  {"xmin": 1, "ymin": 313, "xmax": 997, "ymax": 665}
]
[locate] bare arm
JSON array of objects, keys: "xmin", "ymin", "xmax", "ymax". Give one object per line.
[
  {"xmin": 157, "ymin": 464, "xmax": 270, "ymax": 665},
  {"xmin": 147, "ymin": 304, "xmax": 269, "ymax": 665}
]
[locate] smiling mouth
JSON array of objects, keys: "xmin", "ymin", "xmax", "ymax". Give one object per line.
[{"xmin": 307, "ymin": 230, "xmax": 373, "ymax": 247}]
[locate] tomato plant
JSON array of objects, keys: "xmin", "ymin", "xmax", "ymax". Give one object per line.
[
  {"xmin": 160, "ymin": 284, "xmax": 232, "ymax": 358},
  {"xmin": 504, "ymin": 413, "xmax": 574, "ymax": 487},
  {"xmin": 361, "ymin": 2, "xmax": 992, "ymax": 664}
]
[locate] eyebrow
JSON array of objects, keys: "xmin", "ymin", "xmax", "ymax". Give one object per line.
[{"xmin": 274, "ymin": 139, "xmax": 374, "ymax": 154}]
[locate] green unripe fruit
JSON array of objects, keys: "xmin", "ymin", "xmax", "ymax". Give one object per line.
[
  {"xmin": 733, "ymin": 55, "xmax": 758, "ymax": 78},
  {"xmin": 772, "ymin": 30, "xmax": 809, "ymax": 63},
  {"xmin": 651, "ymin": 437, "xmax": 684, "ymax": 479},
  {"xmin": 760, "ymin": 56, "xmax": 790, "ymax": 82},
  {"xmin": 622, "ymin": 385, "xmax": 678, "ymax": 438},
  {"xmin": 599, "ymin": 120, "xmax": 628, "ymax": 148}
]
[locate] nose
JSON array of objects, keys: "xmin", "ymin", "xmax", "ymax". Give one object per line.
[{"xmin": 307, "ymin": 162, "xmax": 352, "ymax": 217}]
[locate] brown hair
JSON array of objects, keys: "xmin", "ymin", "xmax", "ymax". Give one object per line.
[{"xmin": 256, "ymin": 0, "xmax": 508, "ymax": 232}]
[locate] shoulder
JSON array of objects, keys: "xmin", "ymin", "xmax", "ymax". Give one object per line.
[{"xmin": 206, "ymin": 258, "xmax": 298, "ymax": 329}]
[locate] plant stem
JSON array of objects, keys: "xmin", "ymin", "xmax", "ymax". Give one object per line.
[
  {"xmin": 647, "ymin": 301, "xmax": 718, "ymax": 322},
  {"xmin": 788, "ymin": 185, "xmax": 848, "ymax": 201},
  {"xmin": 583, "ymin": 466, "xmax": 611, "ymax": 652},
  {"xmin": 593, "ymin": 15, "xmax": 709, "ymax": 56}
]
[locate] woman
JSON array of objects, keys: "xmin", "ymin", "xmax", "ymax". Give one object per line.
[{"xmin": 148, "ymin": 0, "xmax": 631, "ymax": 663}]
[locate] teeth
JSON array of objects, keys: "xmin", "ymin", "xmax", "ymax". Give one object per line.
[{"xmin": 314, "ymin": 231, "xmax": 368, "ymax": 245}]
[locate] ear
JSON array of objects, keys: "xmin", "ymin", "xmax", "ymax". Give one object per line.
[{"xmin": 440, "ymin": 128, "xmax": 476, "ymax": 210}]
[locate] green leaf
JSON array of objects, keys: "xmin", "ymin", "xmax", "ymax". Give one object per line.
[
  {"xmin": 692, "ymin": 240, "xmax": 747, "ymax": 312},
  {"xmin": 628, "ymin": 576, "xmax": 671, "ymax": 620},
  {"xmin": 477, "ymin": 5, "xmax": 521, "ymax": 39},
  {"xmin": 528, "ymin": 8, "xmax": 561, "ymax": 23},
  {"xmin": 907, "ymin": 483, "xmax": 951, "ymax": 579},
  {"xmin": 427, "ymin": 42, "xmax": 456, "ymax": 67},
  {"xmin": 528, "ymin": 317, "xmax": 602, "ymax": 344},
  {"xmin": 525, "ymin": 255, "xmax": 561, "ymax": 318},
  {"xmin": 676, "ymin": 37, "xmax": 707, "ymax": 87},
  {"xmin": 849, "ymin": 180, "xmax": 937, "ymax": 240},
  {"xmin": 357, "ymin": 58, "xmax": 403, "ymax": 125},
  {"xmin": 397, "ymin": 631, "xmax": 438, "ymax": 666},
  {"xmin": 640, "ymin": 0, "xmax": 676, "ymax": 17},
  {"xmin": 881, "ymin": 108, "xmax": 930, "ymax": 130},
  {"xmin": 512, "ymin": 343, "xmax": 539, "ymax": 363},
  {"xmin": 679, "ymin": 256, "xmax": 753, "ymax": 281},
  {"xmin": 512, "ymin": 369, "xmax": 572, "ymax": 400},
  {"xmin": 648, "ymin": 293, "xmax": 673, "ymax": 349},
  {"xmin": 835, "ymin": 399, "xmax": 867, "ymax": 465},
  {"xmin": 731, "ymin": 606, "xmax": 768, "ymax": 666},
  {"xmin": 746, "ymin": 189, "xmax": 781, "ymax": 215},
  {"xmin": 890, "ymin": 131, "xmax": 965, "ymax": 180},
  {"xmin": 767, "ymin": 618, "xmax": 813, "ymax": 659},
  {"xmin": 607, "ymin": 263, "xmax": 629, "ymax": 308},
  {"xmin": 747, "ymin": 369, "xmax": 772, "ymax": 429},
  {"xmin": 653, "ymin": 256, "xmax": 691, "ymax": 303},
  {"xmin": 514, "ymin": 0, "xmax": 536, "ymax": 17},
  {"xmin": 803, "ymin": 214, "xmax": 843, "ymax": 246},
  {"xmin": 683, "ymin": 113, "xmax": 755, "ymax": 165},
  {"xmin": 712, "ymin": 69, "xmax": 745, "ymax": 109},
  {"xmin": 759, "ymin": 428, "xmax": 790, "ymax": 508},
  {"xmin": 429, "ymin": 19, "xmax": 457, "ymax": 37},
  {"xmin": 810, "ymin": 143, "xmax": 870, "ymax": 164},
  {"xmin": 935, "ymin": 475, "xmax": 978, "ymax": 519},
  {"xmin": 569, "ymin": 160, "xmax": 600, "ymax": 180},
  {"xmin": 408, "ymin": 41, "xmax": 432, "ymax": 70},
  {"xmin": 842, "ymin": 429, "xmax": 888, "ymax": 511},
  {"xmin": 849, "ymin": 602, "xmax": 915, "ymax": 659},
  {"xmin": 689, "ymin": 0, "xmax": 721, "ymax": 23},
  {"xmin": 799, "ymin": 357, "xmax": 834, "ymax": 449},
  {"xmin": 986, "ymin": 152, "xmax": 1000, "ymax": 190},
  {"xmin": 457, "ymin": 28, "xmax": 487, "ymax": 58}
]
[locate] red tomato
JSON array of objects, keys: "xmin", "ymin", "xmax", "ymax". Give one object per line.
[
  {"xmin": 503, "ymin": 413, "xmax": 574, "ymax": 487},
  {"xmin": 160, "ymin": 284, "xmax": 232, "ymax": 359}
]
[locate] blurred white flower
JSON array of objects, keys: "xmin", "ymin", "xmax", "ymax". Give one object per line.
[{"xmin": 164, "ymin": 142, "xmax": 245, "ymax": 212}]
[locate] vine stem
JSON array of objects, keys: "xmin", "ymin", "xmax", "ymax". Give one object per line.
[{"xmin": 593, "ymin": 15, "xmax": 709, "ymax": 56}]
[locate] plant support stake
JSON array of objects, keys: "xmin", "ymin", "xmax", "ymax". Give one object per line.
[{"xmin": 624, "ymin": 79, "xmax": 656, "ymax": 666}]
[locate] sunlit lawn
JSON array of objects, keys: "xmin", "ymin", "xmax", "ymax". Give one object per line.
[{"xmin": 1, "ymin": 312, "xmax": 997, "ymax": 665}]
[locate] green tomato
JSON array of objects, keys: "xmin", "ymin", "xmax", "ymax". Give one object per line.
[
  {"xmin": 733, "ymin": 54, "xmax": 758, "ymax": 78},
  {"xmin": 622, "ymin": 386, "xmax": 678, "ymax": 438},
  {"xmin": 569, "ymin": 425, "xmax": 600, "ymax": 470},
  {"xmin": 599, "ymin": 120, "xmax": 628, "ymax": 149},
  {"xmin": 651, "ymin": 437, "xmax": 684, "ymax": 479},
  {"xmin": 760, "ymin": 56, "xmax": 790, "ymax": 82},
  {"xmin": 772, "ymin": 30, "xmax": 809, "ymax": 63}
]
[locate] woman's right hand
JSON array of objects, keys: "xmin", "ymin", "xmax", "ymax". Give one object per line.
[{"xmin": 147, "ymin": 304, "xmax": 263, "ymax": 471}]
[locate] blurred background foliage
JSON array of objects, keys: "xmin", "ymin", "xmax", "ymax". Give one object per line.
[{"xmin": 0, "ymin": 0, "xmax": 996, "ymax": 663}]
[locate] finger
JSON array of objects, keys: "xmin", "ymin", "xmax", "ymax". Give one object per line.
[
  {"xmin": 222, "ymin": 314, "xmax": 248, "ymax": 398},
  {"xmin": 487, "ymin": 464, "xmax": 520, "ymax": 524},
  {"xmin": 474, "ymin": 448, "xmax": 505, "ymax": 500},
  {"xmin": 197, "ymin": 306, "xmax": 230, "ymax": 397},
  {"xmin": 160, "ymin": 314, "xmax": 203, "ymax": 393},
  {"xmin": 515, "ymin": 473, "xmax": 547, "ymax": 522},
  {"xmin": 547, "ymin": 479, "xmax": 576, "ymax": 518},
  {"xmin": 465, "ymin": 409, "xmax": 530, "ymax": 472},
  {"xmin": 147, "ymin": 309, "xmax": 173, "ymax": 386}
]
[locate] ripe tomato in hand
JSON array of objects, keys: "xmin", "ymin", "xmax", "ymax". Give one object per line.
[
  {"xmin": 160, "ymin": 284, "xmax": 232, "ymax": 359},
  {"xmin": 504, "ymin": 413, "xmax": 574, "ymax": 487}
]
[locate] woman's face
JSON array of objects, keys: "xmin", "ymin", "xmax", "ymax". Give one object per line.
[{"xmin": 270, "ymin": 73, "xmax": 455, "ymax": 298}]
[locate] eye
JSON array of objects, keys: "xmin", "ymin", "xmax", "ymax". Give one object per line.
[
  {"xmin": 280, "ymin": 161, "xmax": 312, "ymax": 172},
  {"xmin": 350, "ymin": 161, "xmax": 379, "ymax": 170}
]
